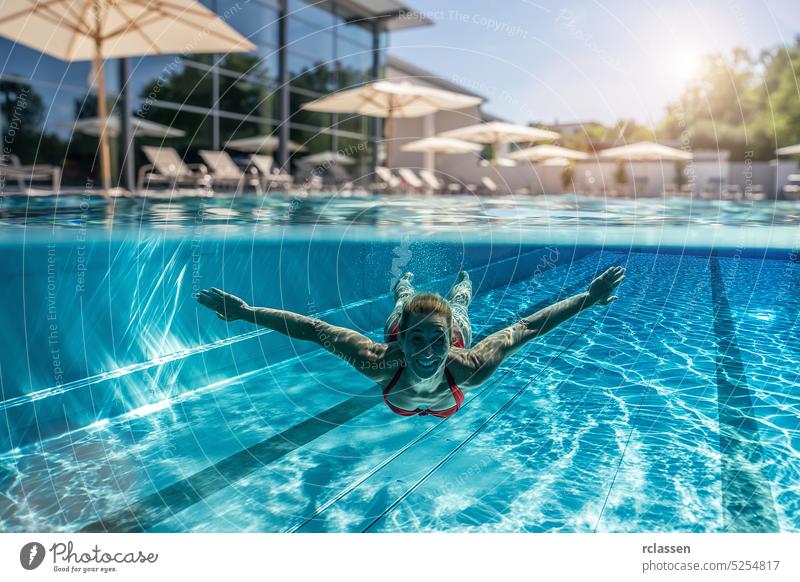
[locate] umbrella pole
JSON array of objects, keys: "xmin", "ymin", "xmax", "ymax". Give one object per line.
[
  {"xmin": 95, "ymin": 51, "xmax": 111, "ymax": 196},
  {"xmin": 93, "ymin": 5, "xmax": 111, "ymax": 197},
  {"xmin": 385, "ymin": 109, "xmax": 393, "ymax": 169}
]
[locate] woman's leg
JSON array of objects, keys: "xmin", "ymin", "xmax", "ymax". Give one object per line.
[
  {"xmin": 384, "ymin": 272, "xmax": 415, "ymax": 341},
  {"xmin": 447, "ymin": 271, "xmax": 473, "ymax": 346}
]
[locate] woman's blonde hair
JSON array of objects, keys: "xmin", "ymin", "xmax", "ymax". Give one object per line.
[{"xmin": 398, "ymin": 292, "xmax": 453, "ymax": 334}]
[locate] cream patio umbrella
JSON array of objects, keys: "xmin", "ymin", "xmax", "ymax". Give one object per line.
[
  {"xmin": 509, "ymin": 144, "xmax": 589, "ymax": 162},
  {"xmin": 539, "ymin": 157, "xmax": 571, "ymax": 167},
  {"xmin": 776, "ymin": 144, "xmax": 800, "ymax": 156},
  {"xmin": 479, "ymin": 157, "xmax": 517, "ymax": 167},
  {"xmin": 599, "ymin": 141, "xmax": 692, "ymax": 161},
  {"xmin": 301, "ymin": 151, "xmax": 356, "ymax": 165},
  {"xmin": 301, "ymin": 80, "xmax": 483, "ymax": 169},
  {"xmin": 401, "ymin": 136, "xmax": 483, "ymax": 154},
  {"xmin": 69, "ymin": 116, "xmax": 186, "ymax": 138},
  {"xmin": 225, "ymin": 135, "xmax": 306, "ymax": 154},
  {"xmin": 439, "ymin": 121, "xmax": 559, "ymax": 164},
  {"xmin": 600, "ymin": 141, "xmax": 692, "ymax": 197},
  {"xmin": 401, "ymin": 136, "xmax": 482, "ymax": 172},
  {"xmin": 0, "ymin": 0, "xmax": 255, "ymax": 195}
]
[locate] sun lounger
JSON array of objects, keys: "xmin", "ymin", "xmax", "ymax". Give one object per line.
[
  {"xmin": 418, "ymin": 169, "xmax": 444, "ymax": 194},
  {"xmin": 299, "ymin": 174, "xmax": 324, "ymax": 193},
  {"xmin": 373, "ymin": 166, "xmax": 402, "ymax": 193},
  {"xmin": 293, "ymin": 161, "xmax": 324, "ymax": 193},
  {"xmin": 480, "ymin": 176, "xmax": 498, "ymax": 194},
  {"xmin": 397, "ymin": 168, "xmax": 424, "ymax": 193},
  {"xmin": 247, "ymin": 154, "xmax": 293, "ymax": 192},
  {"xmin": 724, "ymin": 184, "xmax": 743, "ymax": 200},
  {"xmin": 0, "ymin": 154, "xmax": 61, "ymax": 193},
  {"xmin": 782, "ymin": 174, "xmax": 800, "ymax": 200},
  {"xmin": 391, "ymin": 169, "xmax": 471, "ymax": 194},
  {"xmin": 326, "ymin": 163, "xmax": 354, "ymax": 189},
  {"xmin": 138, "ymin": 146, "xmax": 211, "ymax": 192},
  {"xmin": 199, "ymin": 150, "xmax": 260, "ymax": 194},
  {"xmin": 701, "ymin": 176, "xmax": 725, "ymax": 199},
  {"xmin": 745, "ymin": 184, "xmax": 766, "ymax": 200},
  {"xmin": 447, "ymin": 181, "xmax": 476, "ymax": 194}
]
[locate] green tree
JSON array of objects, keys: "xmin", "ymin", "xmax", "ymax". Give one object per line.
[
  {"xmin": 536, "ymin": 120, "xmax": 656, "ymax": 154},
  {"xmin": 754, "ymin": 38, "xmax": 800, "ymax": 155},
  {"xmin": 611, "ymin": 119, "xmax": 656, "ymax": 143},
  {"xmin": 556, "ymin": 122, "xmax": 609, "ymax": 152},
  {"xmin": 659, "ymin": 46, "xmax": 775, "ymax": 159},
  {"xmin": 0, "ymin": 80, "xmax": 65, "ymax": 164}
]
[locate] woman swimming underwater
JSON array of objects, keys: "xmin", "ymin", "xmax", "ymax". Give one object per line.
[{"xmin": 196, "ymin": 266, "xmax": 624, "ymax": 418}]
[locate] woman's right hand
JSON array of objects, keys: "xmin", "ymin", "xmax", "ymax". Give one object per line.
[{"xmin": 196, "ymin": 288, "xmax": 250, "ymax": 321}]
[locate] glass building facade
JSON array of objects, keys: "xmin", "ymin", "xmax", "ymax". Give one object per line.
[{"xmin": 0, "ymin": 0, "xmax": 410, "ymax": 189}]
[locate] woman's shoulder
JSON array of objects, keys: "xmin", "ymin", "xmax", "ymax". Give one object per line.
[{"xmin": 444, "ymin": 348, "xmax": 482, "ymax": 389}]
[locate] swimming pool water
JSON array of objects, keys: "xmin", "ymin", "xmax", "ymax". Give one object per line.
[{"xmin": 0, "ymin": 194, "xmax": 798, "ymax": 533}]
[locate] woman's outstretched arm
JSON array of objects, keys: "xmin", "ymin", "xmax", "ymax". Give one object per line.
[
  {"xmin": 196, "ymin": 288, "xmax": 389, "ymax": 377},
  {"xmin": 452, "ymin": 266, "xmax": 625, "ymax": 387}
]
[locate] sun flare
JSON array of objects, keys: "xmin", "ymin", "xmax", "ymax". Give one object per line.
[{"xmin": 667, "ymin": 46, "xmax": 704, "ymax": 85}]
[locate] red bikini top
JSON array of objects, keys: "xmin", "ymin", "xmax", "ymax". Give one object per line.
[{"xmin": 382, "ymin": 363, "xmax": 465, "ymax": 418}]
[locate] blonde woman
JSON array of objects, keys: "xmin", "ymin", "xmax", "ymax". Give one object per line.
[{"xmin": 197, "ymin": 266, "xmax": 624, "ymax": 418}]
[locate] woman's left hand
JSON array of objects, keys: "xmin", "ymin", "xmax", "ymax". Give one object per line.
[{"xmin": 587, "ymin": 266, "xmax": 626, "ymax": 306}]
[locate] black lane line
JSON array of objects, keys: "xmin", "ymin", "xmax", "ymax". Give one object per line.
[
  {"xmin": 709, "ymin": 254, "xmax": 779, "ymax": 532},
  {"xmin": 81, "ymin": 259, "xmax": 613, "ymax": 533},
  {"xmin": 362, "ymin": 317, "xmax": 600, "ymax": 533},
  {"xmin": 80, "ymin": 388, "xmax": 382, "ymax": 532},
  {"xmin": 288, "ymin": 264, "xmax": 618, "ymax": 533}
]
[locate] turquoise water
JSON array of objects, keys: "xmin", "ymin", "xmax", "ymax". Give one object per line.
[{"xmin": 0, "ymin": 194, "xmax": 798, "ymax": 532}]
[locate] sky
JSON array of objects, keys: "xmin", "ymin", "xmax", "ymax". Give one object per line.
[{"xmin": 389, "ymin": 0, "xmax": 799, "ymax": 127}]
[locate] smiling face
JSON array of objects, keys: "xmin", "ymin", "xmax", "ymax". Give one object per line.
[{"xmin": 399, "ymin": 311, "xmax": 453, "ymax": 379}]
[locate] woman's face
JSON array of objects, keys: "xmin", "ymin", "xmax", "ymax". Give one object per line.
[{"xmin": 399, "ymin": 312, "xmax": 452, "ymax": 379}]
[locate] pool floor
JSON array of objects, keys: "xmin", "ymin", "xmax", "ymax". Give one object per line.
[{"xmin": 1, "ymin": 249, "xmax": 798, "ymax": 532}]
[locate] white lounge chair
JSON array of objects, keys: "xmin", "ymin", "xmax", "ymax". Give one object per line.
[
  {"xmin": 248, "ymin": 154, "xmax": 293, "ymax": 192},
  {"xmin": 326, "ymin": 163, "xmax": 354, "ymax": 190},
  {"xmin": 0, "ymin": 154, "xmax": 61, "ymax": 194},
  {"xmin": 417, "ymin": 169, "xmax": 470, "ymax": 194},
  {"xmin": 374, "ymin": 166, "xmax": 401, "ymax": 193},
  {"xmin": 701, "ymin": 176, "xmax": 725, "ymax": 199},
  {"xmin": 139, "ymin": 146, "xmax": 211, "ymax": 192},
  {"xmin": 745, "ymin": 184, "xmax": 766, "ymax": 200},
  {"xmin": 480, "ymin": 176, "xmax": 498, "ymax": 194},
  {"xmin": 724, "ymin": 184, "xmax": 743, "ymax": 200},
  {"xmin": 782, "ymin": 174, "xmax": 800, "ymax": 200},
  {"xmin": 293, "ymin": 161, "xmax": 324, "ymax": 194},
  {"xmin": 199, "ymin": 150, "xmax": 260, "ymax": 194},
  {"xmin": 418, "ymin": 169, "xmax": 444, "ymax": 194},
  {"xmin": 397, "ymin": 168, "xmax": 424, "ymax": 193}
]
